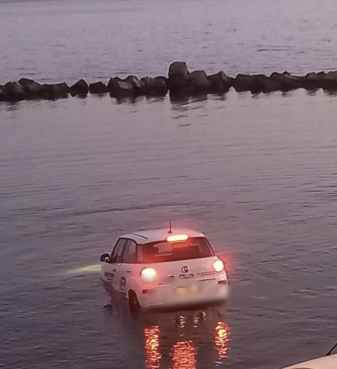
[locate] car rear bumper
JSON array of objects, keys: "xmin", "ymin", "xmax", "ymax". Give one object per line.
[{"xmin": 137, "ymin": 281, "xmax": 229, "ymax": 309}]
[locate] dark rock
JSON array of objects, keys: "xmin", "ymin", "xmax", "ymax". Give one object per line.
[
  {"xmin": 18, "ymin": 78, "xmax": 43, "ymax": 97},
  {"xmin": 305, "ymin": 72, "xmax": 319, "ymax": 79},
  {"xmin": 270, "ymin": 72, "xmax": 302, "ymax": 91},
  {"xmin": 140, "ymin": 77, "xmax": 153, "ymax": 94},
  {"xmin": 16, "ymin": 78, "xmax": 43, "ymax": 97},
  {"xmin": 208, "ymin": 71, "xmax": 233, "ymax": 93},
  {"xmin": 108, "ymin": 77, "xmax": 134, "ymax": 97},
  {"xmin": 0, "ymin": 93, "xmax": 8, "ymax": 102},
  {"xmin": 150, "ymin": 76, "xmax": 168, "ymax": 96},
  {"xmin": 323, "ymin": 79, "xmax": 337, "ymax": 90},
  {"xmin": 233, "ymin": 74, "xmax": 250, "ymax": 92},
  {"xmin": 168, "ymin": 61, "xmax": 189, "ymax": 91},
  {"xmin": 41, "ymin": 82, "xmax": 70, "ymax": 99},
  {"xmin": 27, "ymin": 82, "xmax": 43, "ymax": 96},
  {"xmin": 125, "ymin": 75, "xmax": 144, "ymax": 95},
  {"xmin": 233, "ymin": 74, "xmax": 267, "ymax": 93},
  {"xmin": 0, "ymin": 86, "xmax": 9, "ymax": 102},
  {"xmin": 140, "ymin": 77, "xmax": 153, "ymax": 88},
  {"xmin": 303, "ymin": 72, "xmax": 337, "ymax": 90},
  {"xmin": 303, "ymin": 72, "xmax": 323, "ymax": 89},
  {"xmin": 89, "ymin": 81, "xmax": 108, "ymax": 94},
  {"xmin": 118, "ymin": 81, "xmax": 134, "ymax": 96},
  {"xmin": 317, "ymin": 71, "xmax": 326, "ymax": 78},
  {"xmin": 262, "ymin": 78, "xmax": 282, "ymax": 93},
  {"xmin": 325, "ymin": 71, "xmax": 337, "ymax": 83},
  {"xmin": 140, "ymin": 76, "xmax": 168, "ymax": 96},
  {"xmin": 3, "ymin": 81, "xmax": 27, "ymax": 100},
  {"xmin": 52, "ymin": 82, "xmax": 70, "ymax": 97},
  {"xmin": 185, "ymin": 70, "xmax": 211, "ymax": 92},
  {"xmin": 107, "ymin": 77, "xmax": 121, "ymax": 96},
  {"xmin": 251, "ymin": 74, "xmax": 269, "ymax": 93},
  {"xmin": 169, "ymin": 61, "xmax": 189, "ymax": 78},
  {"xmin": 18, "ymin": 78, "xmax": 36, "ymax": 89},
  {"xmin": 70, "ymin": 79, "xmax": 89, "ymax": 96}
]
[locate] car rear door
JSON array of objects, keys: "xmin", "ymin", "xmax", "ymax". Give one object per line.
[
  {"xmin": 161, "ymin": 257, "xmax": 218, "ymax": 283},
  {"xmin": 141, "ymin": 237, "xmax": 218, "ymax": 283}
]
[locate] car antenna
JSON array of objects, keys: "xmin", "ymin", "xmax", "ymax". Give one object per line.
[
  {"xmin": 326, "ymin": 342, "xmax": 337, "ymax": 356},
  {"xmin": 168, "ymin": 221, "xmax": 172, "ymax": 234}
]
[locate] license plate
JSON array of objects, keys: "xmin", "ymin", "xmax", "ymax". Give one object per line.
[{"xmin": 176, "ymin": 284, "xmax": 199, "ymax": 295}]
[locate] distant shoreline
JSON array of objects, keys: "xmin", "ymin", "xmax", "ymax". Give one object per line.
[{"xmin": 2, "ymin": 61, "xmax": 337, "ymax": 103}]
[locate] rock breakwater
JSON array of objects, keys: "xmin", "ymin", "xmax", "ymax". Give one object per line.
[{"xmin": 1, "ymin": 61, "xmax": 337, "ymax": 102}]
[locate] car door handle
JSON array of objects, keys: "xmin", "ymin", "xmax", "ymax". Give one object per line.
[
  {"xmin": 126, "ymin": 269, "xmax": 131, "ymax": 273},
  {"xmin": 112, "ymin": 269, "xmax": 116, "ymax": 272}
]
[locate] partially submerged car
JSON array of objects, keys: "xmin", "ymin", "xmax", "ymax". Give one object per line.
[{"xmin": 100, "ymin": 228, "xmax": 229, "ymax": 312}]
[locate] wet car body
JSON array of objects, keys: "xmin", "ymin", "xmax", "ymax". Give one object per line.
[{"xmin": 99, "ymin": 228, "xmax": 229, "ymax": 312}]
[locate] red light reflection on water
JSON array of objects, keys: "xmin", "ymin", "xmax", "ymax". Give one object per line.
[
  {"xmin": 144, "ymin": 326, "xmax": 161, "ymax": 369},
  {"xmin": 214, "ymin": 321, "xmax": 230, "ymax": 365},
  {"xmin": 172, "ymin": 340, "xmax": 196, "ymax": 369},
  {"xmin": 143, "ymin": 316, "xmax": 230, "ymax": 368}
]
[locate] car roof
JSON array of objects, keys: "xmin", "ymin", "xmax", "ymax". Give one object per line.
[{"xmin": 120, "ymin": 228, "xmax": 206, "ymax": 244}]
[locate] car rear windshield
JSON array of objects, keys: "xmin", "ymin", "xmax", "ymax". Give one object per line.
[{"xmin": 137, "ymin": 237, "xmax": 214, "ymax": 263}]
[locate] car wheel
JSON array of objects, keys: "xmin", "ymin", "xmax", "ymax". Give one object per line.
[{"xmin": 128, "ymin": 291, "xmax": 140, "ymax": 314}]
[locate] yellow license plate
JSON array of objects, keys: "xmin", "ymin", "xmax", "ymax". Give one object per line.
[{"xmin": 176, "ymin": 284, "xmax": 199, "ymax": 294}]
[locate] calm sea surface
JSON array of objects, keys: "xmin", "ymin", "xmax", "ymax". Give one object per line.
[
  {"xmin": 1, "ymin": 0, "xmax": 337, "ymax": 83},
  {"xmin": 1, "ymin": 1, "xmax": 337, "ymax": 369}
]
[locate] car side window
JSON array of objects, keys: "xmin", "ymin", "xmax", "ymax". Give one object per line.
[
  {"xmin": 122, "ymin": 239, "xmax": 137, "ymax": 264},
  {"xmin": 111, "ymin": 238, "xmax": 127, "ymax": 264},
  {"xmin": 137, "ymin": 244, "xmax": 143, "ymax": 262}
]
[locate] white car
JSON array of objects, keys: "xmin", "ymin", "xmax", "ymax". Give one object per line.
[{"xmin": 99, "ymin": 227, "xmax": 229, "ymax": 312}]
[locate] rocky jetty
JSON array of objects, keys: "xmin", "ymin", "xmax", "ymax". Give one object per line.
[{"xmin": 1, "ymin": 61, "xmax": 337, "ymax": 102}]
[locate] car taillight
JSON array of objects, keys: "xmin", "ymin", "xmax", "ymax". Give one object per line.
[
  {"xmin": 141, "ymin": 267, "xmax": 157, "ymax": 281},
  {"xmin": 213, "ymin": 259, "xmax": 225, "ymax": 273}
]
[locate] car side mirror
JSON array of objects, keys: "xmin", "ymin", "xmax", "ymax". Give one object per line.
[{"xmin": 100, "ymin": 253, "xmax": 110, "ymax": 263}]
